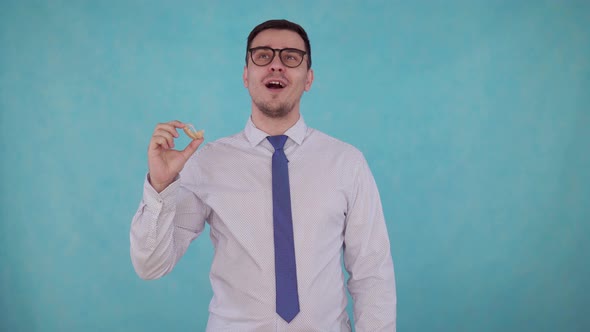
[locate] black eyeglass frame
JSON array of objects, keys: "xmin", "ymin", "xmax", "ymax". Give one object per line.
[{"xmin": 248, "ymin": 47, "xmax": 308, "ymax": 68}]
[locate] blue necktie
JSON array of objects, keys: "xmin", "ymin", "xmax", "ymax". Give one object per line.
[{"xmin": 267, "ymin": 135, "xmax": 300, "ymax": 323}]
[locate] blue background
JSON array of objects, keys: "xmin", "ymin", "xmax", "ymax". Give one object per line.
[{"xmin": 1, "ymin": 0, "xmax": 589, "ymax": 331}]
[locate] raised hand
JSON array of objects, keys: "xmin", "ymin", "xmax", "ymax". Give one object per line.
[{"xmin": 147, "ymin": 120, "xmax": 203, "ymax": 192}]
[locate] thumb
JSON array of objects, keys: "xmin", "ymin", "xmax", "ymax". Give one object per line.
[{"xmin": 181, "ymin": 138, "xmax": 204, "ymax": 160}]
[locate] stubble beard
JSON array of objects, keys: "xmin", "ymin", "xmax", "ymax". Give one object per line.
[{"xmin": 254, "ymin": 97, "xmax": 294, "ymax": 119}]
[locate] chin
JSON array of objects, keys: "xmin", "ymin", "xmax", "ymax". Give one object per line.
[
  {"xmin": 261, "ymin": 107, "xmax": 291, "ymax": 118},
  {"xmin": 256, "ymin": 100, "xmax": 293, "ymax": 119}
]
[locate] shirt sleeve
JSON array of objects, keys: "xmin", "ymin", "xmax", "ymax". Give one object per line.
[
  {"xmin": 129, "ymin": 172, "xmax": 209, "ymax": 280},
  {"xmin": 343, "ymin": 153, "xmax": 397, "ymax": 331}
]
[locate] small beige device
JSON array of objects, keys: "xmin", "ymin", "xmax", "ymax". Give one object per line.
[{"xmin": 183, "ymin": 124, "xmax": 204, "ymax": 140}]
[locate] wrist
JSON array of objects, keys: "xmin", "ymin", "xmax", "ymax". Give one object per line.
[{"xmin": 148, "ymin": 174, "xmax": 175, "ymax": 193}]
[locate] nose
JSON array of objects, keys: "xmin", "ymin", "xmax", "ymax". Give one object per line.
[{"xmin": 268, "ymin": 54, "xmax": 285, "ymax": 72}]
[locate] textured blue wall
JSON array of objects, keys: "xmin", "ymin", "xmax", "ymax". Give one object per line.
[{"xmin": 1, "ymin": 1, "xmax": 588, "ymax": 331}]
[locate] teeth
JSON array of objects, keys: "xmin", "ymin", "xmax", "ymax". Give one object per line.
[{"xmin": 268, "ymin": 81, "xmax": 284, "ymax": 87}]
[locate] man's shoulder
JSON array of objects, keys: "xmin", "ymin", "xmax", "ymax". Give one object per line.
[{"xmin": 307, "ymin": 127, "xmax": 364, "ymax": 158}]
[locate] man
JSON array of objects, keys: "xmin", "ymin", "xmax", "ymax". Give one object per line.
[{"xmin": 130, "ymin": 19, "xmax": 396, "ymax": 331}]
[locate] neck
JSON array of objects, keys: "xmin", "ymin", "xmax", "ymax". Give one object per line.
[{"xmin": 251, "ymin": 107, "xmax": 301, "ymax": 136}]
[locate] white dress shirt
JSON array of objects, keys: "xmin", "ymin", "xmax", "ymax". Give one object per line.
[{"xmin": 130, "ymin": 116, "xmax": 396, "ymax": 331}]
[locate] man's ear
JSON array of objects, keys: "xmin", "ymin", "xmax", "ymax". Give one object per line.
[
  {"xmin": 243, "ymin": 65, "xmax": 248, "ymax": 88},
  {"xmin": 304, "ymin": 68, "xmax": 314, "ymax": 91}
]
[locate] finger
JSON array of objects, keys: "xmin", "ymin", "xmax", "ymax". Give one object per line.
[
  {"xmin": 158, "ymin": 120, "xmax": 185, "ymax": 129},
  {"xmin": 181, "ymin": 138, "xmax": 204, "ymax": 160},
  {"xmin": 153, "ymin": 129, "xmax": 177, "ymax": 147},
  {"xmin": 154, "ymin": 121, "xmax": 184, "ymax": 138},
  {"xmin": 166, "ymin": 120, "xmax": 188, "ymax": 137},
  {"xmin": 153, "ymin": 133, "xmax": 175, "ymax": 150},
  {"xmin": 149, "ymin": 135, "xmax": 172, "ymax": 150},
  {"xmin": 153, "ymin": 124, "xmax": 179, "ymax": 138},
  {"xmin": 166, "ymin": 120, "xmax": 184, "ymax": 127}
]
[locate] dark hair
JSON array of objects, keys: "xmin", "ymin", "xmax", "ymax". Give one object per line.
[{"xmin": 245, "ymin": 19, "xmax": 312, "ymax": 68}]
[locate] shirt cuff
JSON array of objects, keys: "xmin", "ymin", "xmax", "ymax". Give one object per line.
[{"xmin": 143, "ymin": 173, "xmax": 180, "ymax": 212}]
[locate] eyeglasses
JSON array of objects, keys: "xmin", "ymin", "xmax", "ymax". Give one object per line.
[{"xmin": 248, "ymin": 47, "xmax": 307, "ymax": 68}]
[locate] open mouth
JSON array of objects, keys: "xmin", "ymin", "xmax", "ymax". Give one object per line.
[{"xmin": 265, "ymin": 80, "xmax": 286, "ymax": 89}]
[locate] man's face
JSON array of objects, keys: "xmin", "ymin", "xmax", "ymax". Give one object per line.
[{"xmin": 243, "ymin": 29, "xmax": 314, "ymax": 118}]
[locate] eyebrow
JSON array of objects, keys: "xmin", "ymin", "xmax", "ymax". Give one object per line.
[{"xmin": 251, "ymin": 45, "xmax": 304, "ymax": 50}]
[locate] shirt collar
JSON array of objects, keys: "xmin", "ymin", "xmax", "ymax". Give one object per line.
[{"xmin": 244, "ymin": 115, "xmax": 308, "ymax": 147}]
